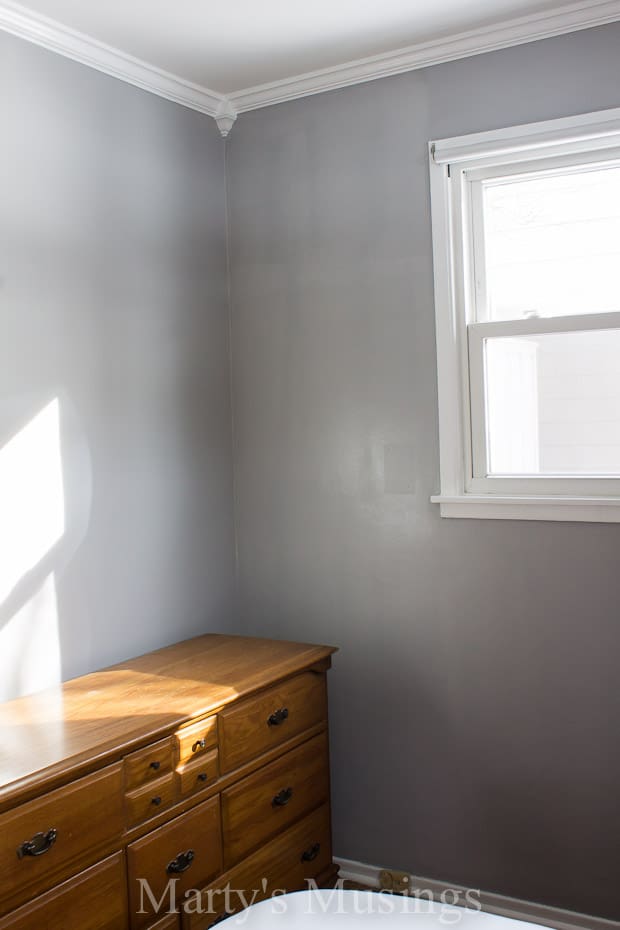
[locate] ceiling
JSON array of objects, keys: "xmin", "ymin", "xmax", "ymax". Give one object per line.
[
  {"xmin": 2, "ymin": 0, "xmax": 619, "ymax": 133},
  {"xmin": 3, "ymin": 0, "xmax": 605, "ymax": 95}
]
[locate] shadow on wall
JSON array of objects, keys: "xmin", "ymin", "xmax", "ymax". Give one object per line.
[{"xmin": 0, "ymin": 396, "xmax": 91, "ymax": 701}]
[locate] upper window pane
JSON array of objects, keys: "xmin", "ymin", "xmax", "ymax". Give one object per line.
[{"xmin": 481, "ymin": 163, "xmax": 620, "ymax": 322}]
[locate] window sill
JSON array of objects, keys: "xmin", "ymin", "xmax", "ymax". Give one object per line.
[{"xmin": 430, "ymin": 495, "xmax": 620, "ymax": 523}]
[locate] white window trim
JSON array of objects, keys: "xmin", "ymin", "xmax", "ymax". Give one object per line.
[{"xmin": 428, "ymin": 105, "xmax": 620, "ymax": 523}]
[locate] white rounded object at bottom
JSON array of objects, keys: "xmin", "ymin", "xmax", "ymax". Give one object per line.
[{"xmin": 218, "ymin": 890, "xmax": 549, "ymax": 928}]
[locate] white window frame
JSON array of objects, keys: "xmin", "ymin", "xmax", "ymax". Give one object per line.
[{"xmin": 428, "ymin": 106, "xmax": 620, "ymax": 522}]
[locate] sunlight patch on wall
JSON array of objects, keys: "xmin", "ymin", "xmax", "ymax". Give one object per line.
[
  {"xmin": 0, "ymin": 573, "xmax": 62, "ymax": 702},
  {"xmin": 0, "ymin": 399, "xmax": 65, "ymax": 700},
  {"xmin": 0, "ymin": 399, "xmax": 65, "ymax": 605}
]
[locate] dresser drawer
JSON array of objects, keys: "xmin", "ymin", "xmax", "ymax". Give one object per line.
[
  {"xmin": 126, "ymin": 773, "xmax": 176, "ymax": 829},
  {"xmin": 221, "ymin": 732, "xmax": 329, "ymax": 867},
  {"xmin": 176, "ymin": 749, "xmax": 219, "ymax": 799},
  {"xmin": 0, "ymin": 852, "xmax": 127, "ymax": 930},
  {"xmin": 0, "ymin": 764, "xmax": 123, "ymax": 916},
  {"xmin": 219, "ymin": 672, "xmax": 327, "ymax": 773},
  {"xmin": 127, "ymin": 796, "xmax": 222, "ymax": 928},
  {"xmin": 182, "ymin": 804, "xmax": 332, "ymax": 930},
  {"xmin": 175, "ymin": 717, "xmax": 218, "ymax": 767},
  {"xmin": 280, "ymin": 802, "xmax": 333, "ymax": 889},
  {"xmin": 125, "ymin": 738, "xmax": 174, "ymax": 791}
]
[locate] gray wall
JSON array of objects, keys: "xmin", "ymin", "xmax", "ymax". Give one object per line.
[
  {"xmin": 2, "ymin": 18, "xmax": 619, "ymax": 922},
  {"xmin": 0, "ymin": 33, "xmax": 236, "ymax": 700},
  {"xmin": 227, "ymin": 25, "xmax": 620, "ymax": 920}
]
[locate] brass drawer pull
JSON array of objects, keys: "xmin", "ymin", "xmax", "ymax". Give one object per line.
[
  {"xmin": 151, "ymin": 796, "xmax": 162, "ymax": 806},
  {"xmin": 301, "ymin": 842, "xmax": 321, "ymax": 863},
  {"xmin": 166, "ymin": 849, "xmax": 195, "ymax": 874},
  {"xmin": 192, "ymin": 738, "xmax": 207, "ymax": 753},
  {"xmin": 272, "ymin": 787, "xmax": 293, "ymax": 807},
  {"xmin": 197, "ymin": 772, "xmax": 208, "ymax": 783},
  {"xmin": 150, "ymin": 761, "xmax": 161, "ymax": 771},
  {"xmin": 267, "ymin": 707, "xmax": 289, "ymax": 727},
  {"xmin": 17, "ymin": 828, "xmax": 58, "ymax": 859}
]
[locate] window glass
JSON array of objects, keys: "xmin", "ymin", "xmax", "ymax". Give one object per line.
[
  {"xmin": 481, "ymin": 164, "xmax": 620, "ymax": 322},
  {"xmin": 485, "ymin": 329, "xmax": 620, "ymax": 475}
]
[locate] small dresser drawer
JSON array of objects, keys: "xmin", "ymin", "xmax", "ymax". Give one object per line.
[
  {"xmin": 182, "ymin": 804, "xmax": 332, "ymax": 930},
  {"xmin": 219, "ymin": 672, "xmax": 327, "ymax": 773},
  {"xmin": 176, "ymin": 749, "xmax": 219, "ymax": 799},
  {"xmin": 0, "ymin": 764, "xmax": 123, "ymax": 917},
  {"xmin": 127, "ymin": 796, "xmax": 222, "ymax": 928},
  {"xmin": 125, "ymin": 738, "xmax": 174, "ymax": 792},
  {"xmin": 175, "ymin": 717, "xmax": 218, "ymax": 767},
  {"xmin": 0, "ymin": 852, "xmax": 127, "ymax": 930},
  {"xmin": 125, "ymin": 773, "xmax": 176, "ymax": 829},
  {"xmin": 221, "ymin": 732, "xmax": 329, "ymax": 867}
]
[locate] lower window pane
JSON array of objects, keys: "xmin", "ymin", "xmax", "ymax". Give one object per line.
[{"xmin": 484, "ymin": 329, "xmax": 620, "ymax": 475}]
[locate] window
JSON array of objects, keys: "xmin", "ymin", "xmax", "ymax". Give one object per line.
[{"xmin": 429, "ymin": 107, "xmax": 620, "ymax": 521}]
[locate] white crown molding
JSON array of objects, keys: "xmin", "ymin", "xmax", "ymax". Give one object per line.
[
  {"xmin": 0, "ymin": 0, "xmax": 225, "ymax": 119},
  {"xmin": 228, "ymin": 0, "xmax": 620, "ymax": 112},
  {"xmin": 336, "ymin": 858, "xmax": 620, "ymax": 930},
  {"xmin": 1, "ymin": 0, "xmax": 619, "ymax": 133},
  {"xmin": 214, "ymin": 98, "xmax": 238, "ymax": 137}
]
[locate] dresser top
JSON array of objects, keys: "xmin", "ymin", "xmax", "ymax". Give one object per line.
[{"xmin": 0, "ymin": 634, "xmax": 336, "ymax": 810}]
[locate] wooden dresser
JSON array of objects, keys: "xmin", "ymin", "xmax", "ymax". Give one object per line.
[{"xmin": 0, "ymin": 635, "xmax": 338, "ymax": 929}]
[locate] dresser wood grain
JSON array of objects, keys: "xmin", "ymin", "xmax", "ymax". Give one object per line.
[
  {"xmin": 0, "ymin": 635, "xmax": 337, "ymax": 927},
  {"xmin": 0, "ymin": 853, "xmax": 127, "ymax": 930}
]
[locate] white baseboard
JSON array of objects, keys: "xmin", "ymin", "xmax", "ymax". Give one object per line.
[{"xmin": 335, "ymin": 858, "xmax": 618, "ymax": 930}]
